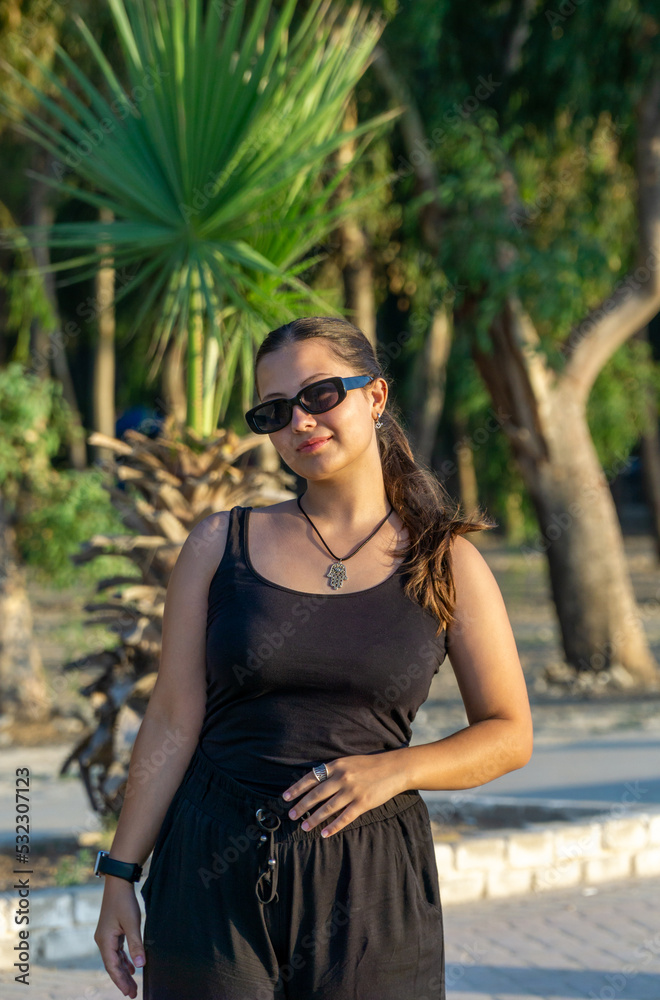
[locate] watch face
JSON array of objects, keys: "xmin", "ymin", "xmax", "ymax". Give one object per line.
[{"xmin": 94, "ymin": 851, "xmax": 108, "ymax": 876}]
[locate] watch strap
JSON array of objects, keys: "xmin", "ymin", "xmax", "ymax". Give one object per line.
[{"xmin": 94, "ymin": 850, "xmax": 143, "ymax": 882}]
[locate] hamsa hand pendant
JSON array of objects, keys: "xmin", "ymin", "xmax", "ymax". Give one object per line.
[{"xmin": 327, "ymin": 561, "xmax": 348, "ymax": 590}]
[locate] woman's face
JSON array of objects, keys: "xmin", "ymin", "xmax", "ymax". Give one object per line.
[{"xmin": 254, "ymin": 339, "xmax": 387, "ymax": 479}]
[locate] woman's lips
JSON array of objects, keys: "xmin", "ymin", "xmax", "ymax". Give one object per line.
[{"xmin": 297, "ymin": 437, "xmax": 331, "ymax": 453}]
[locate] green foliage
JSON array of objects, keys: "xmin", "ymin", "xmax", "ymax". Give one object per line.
[
  {"xmin": 2, "ymin": 0, "xmax": 658, "ymax": 543},
  {"xmin": 54, "ymin": 847, "xmax": 94, "ymax": 887},
  {"xmin": 374, "ymin": 0, "xmax": 660, "ymax": 514},
  {"xmin": 0, "ymin": 362, "xmax": 71, "ymax": 507},
  {"xmin": 0, "ymin": 200, "xmax": 57, "ymax": 361},
  {"xmin": 587, "ymin": 336, "xmax": 660, "ymax": 474},
  {"xmin": 17, "ymin": 464, "xmax": 128, "ymax": 586},
  {"xmin": 0, "ymin": 362, "xmax": 128, "ymax": 585}
]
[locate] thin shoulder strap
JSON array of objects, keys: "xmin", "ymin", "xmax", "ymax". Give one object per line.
[{"xmin": 223, "ymin": 504, "xmax": 243, "ymax": 566}]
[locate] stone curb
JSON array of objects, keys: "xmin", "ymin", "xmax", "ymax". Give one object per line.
[
  {"xmin": 428, "ymin": 801, "xmax": 660, "ymax": 904},
  {"xmin": 1, "ymin": 804, "xmax": 659, "ymax": 970},
  {"xmin": 0, "ymin": 883, "xmax": 147, "ymax": 971}
]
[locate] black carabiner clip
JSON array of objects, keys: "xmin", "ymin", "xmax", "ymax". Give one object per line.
[{"xmin": 255, "ymin": 807, "xmax": 281, "ymax": 904}]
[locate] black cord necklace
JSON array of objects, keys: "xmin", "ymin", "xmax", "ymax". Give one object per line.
[{"xmin": 296, "ymin": 493, "xmax": 394, "ymax": 591}]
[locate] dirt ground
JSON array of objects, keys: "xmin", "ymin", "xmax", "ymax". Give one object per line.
[{"xmin": 0, "ymin": 841, "xmax": 101, "ymax": 891}]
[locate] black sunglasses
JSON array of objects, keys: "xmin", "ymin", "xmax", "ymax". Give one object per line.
[{"xmin": 245, "ymin": 375, "xmax": 376, "ymax": 434}]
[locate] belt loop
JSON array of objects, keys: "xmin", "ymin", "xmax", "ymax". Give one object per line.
[{"xmin": 255, "ymin": 807, "xmax": 281, "ymax": 904}]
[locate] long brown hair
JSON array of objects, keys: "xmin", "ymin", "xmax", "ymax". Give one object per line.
[{"xmin": 254, "ymin": 316, "xmax": 498, "ymax": 636}]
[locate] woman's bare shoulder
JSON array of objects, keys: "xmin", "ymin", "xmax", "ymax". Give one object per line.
[
  {"xmin": 448, "ymin": 533, "xmax": 490, "ymax": 568},
  {"xmin": 178, "ymin": 509, "xmax": 233, "ymax": 586}
]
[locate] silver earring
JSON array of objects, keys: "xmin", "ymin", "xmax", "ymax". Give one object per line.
[{"xmin": 375, "ymin": 413, "xmax": 383, "ymax": 429}]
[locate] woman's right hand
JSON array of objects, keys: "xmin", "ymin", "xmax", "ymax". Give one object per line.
[{"xmin": 94, "ymin": 877, "xmax": 146, "ymax": 998}]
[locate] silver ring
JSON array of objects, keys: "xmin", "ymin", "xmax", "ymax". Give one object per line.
[{"xmin": 312, "ymin": 763, "xmax": 329, "ymax": 783}]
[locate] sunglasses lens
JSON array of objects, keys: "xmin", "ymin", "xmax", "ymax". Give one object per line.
[
  {"xmin": 251, "ymin": 400, "xmax": 290, "ymax": 433},
  {"xmin": 300, "ymin": 381, "xmax": 340, "ymax": 413},
  {"xmin": 249, "ymin": 380, "xmax": 342, "ymax": 433}
]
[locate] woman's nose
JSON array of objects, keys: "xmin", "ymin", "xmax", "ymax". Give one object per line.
[{"xmin": 290, "ymin": 403, "xmax": 317, "ymax": 430}]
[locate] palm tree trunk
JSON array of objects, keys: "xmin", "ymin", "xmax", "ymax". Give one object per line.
[
  {"xmin": 93, "ymin": 206, "xmax": 116, "ymax": 462},
  {"xmin": 162, "ymin": 336, "xmax": 187, "ymax": 429},
  {"xmin": 187, "ymin": 264, "xmax": 204, "ymax": 434}
]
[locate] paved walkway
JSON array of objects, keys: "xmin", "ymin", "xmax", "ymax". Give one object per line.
[
  {"xmin": 443, "ymin": 874, "xmax": 659, "ymax": 1000},
  {"xmin": 420, "ymin": 729, "xmax": 660, "ymax": 807},
  {"xmin": 1, "ymin": 874, "xmax": 657, "ymax": 998}
]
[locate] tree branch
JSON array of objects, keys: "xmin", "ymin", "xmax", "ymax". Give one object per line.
[
  {"xmin": 500, "ymin": 0, "xmax": 542, "ymax": 78},
  {"xmin": 371, "ymin": 44, "xmax": 443, "ymax": 252},
  {"xmin": 560, "ymin": 68, "xmax": 660, "ymax": 401}
]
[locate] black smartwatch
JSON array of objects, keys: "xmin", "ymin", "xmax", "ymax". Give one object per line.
[{"xmin": 94, "ymin": 850, "xmax": 143, "ymax": 883}]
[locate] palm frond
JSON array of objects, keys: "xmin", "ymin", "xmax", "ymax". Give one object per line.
[{"xmin": 2, "ymin": 0, "xmax": 400, "ymax": 433}]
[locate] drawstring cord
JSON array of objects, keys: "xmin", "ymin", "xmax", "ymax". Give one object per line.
[{"xmin": 255, "ymin": 807, "xmax": 281, "ymax": 904}]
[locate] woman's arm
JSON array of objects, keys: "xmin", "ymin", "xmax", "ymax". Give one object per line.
[
  {"xmin": 394, "ymin": 533, "xmax": 534, "ymax": 792},
  {"xmin": 94, "ymin": 511, "xmax": 230, "ymax": 997},
  {"xmin": 104, "ymin": 510, "xmax": 230, "ymax": 869}
]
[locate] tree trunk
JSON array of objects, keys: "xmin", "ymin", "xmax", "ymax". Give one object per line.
[
  {"xmin": 504, "ymin": 489, "xmax": 526, "ymax": 546},
  {"xmin": 472, "ymin": 296, "xmax": 657, "ymax": 684},
  {"xmin": 27, "ymin": 150, "xmax": 87, "ymax": 469},
  {"xmin": 453, "ymin": 411, "xmax": 480, "ymax": 520},
  {"xmin": 93, "ymin": 206, "xmax": 116, "ymax": 464},
  {"xmin": 336, "ymin": 97, "xmax": 377, "ymax": 346},
  {"xmin": 639, "ymin": 346, "xmax": 660, "ymax": 560},
  {"xmin": 257, "ymin": 438, "xmax": 282, "ymax": 473},
  {"xmin": 25, "ymin": 157, "xmax": 50, "ymax": 379},
  {"xmin": 161, "ymin": 335, "xmax": 187, "ymax": 429},
  {"xmin": 411, "ymin": 306, "xmax": 452, "ymax": 465},
  {"xmin": 0, "ymin": 497, "xmax": 51, "ymax": 723},
  {"xmin": 376, "ymin": 47, "xmax": 660, "ymax": 686}
]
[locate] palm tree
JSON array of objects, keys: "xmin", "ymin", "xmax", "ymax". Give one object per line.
[
  {"xmin": 1, "ymin": 0, "xmax": 398, "ymax": 434},
  {"xmin": 59, "ymin": 420, "xmax": 297, "ymax": 815}
]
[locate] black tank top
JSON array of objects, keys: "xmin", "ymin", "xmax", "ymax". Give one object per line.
[{"xmin": 200, "ymin": 505, "xmax": 448, "ymax": 798}]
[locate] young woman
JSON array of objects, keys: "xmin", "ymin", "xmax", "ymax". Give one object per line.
[{"xmin": 94, "ymin": 316, "xmax": 533, "ymax": 1000}]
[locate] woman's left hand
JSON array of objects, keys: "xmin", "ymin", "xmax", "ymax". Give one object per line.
[{"xmin": 280, "ymin": 750, "xmax": 408, "ymax": 838}]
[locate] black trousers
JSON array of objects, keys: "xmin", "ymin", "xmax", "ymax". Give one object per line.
[{"xmin": 140, "ymin": 743, "xmax": 445, "ymax": 999}]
